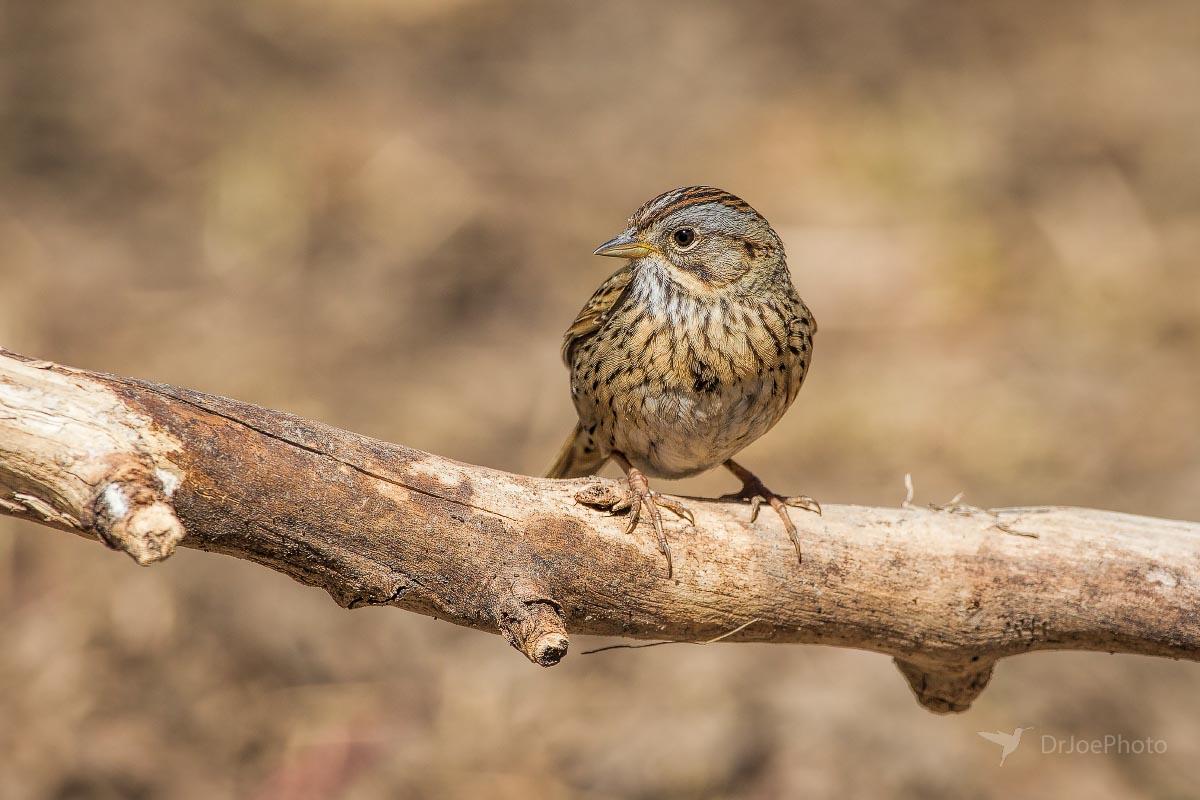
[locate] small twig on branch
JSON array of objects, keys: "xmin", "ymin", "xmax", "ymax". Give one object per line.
[{"xmin": 1, "ymin": 348, "xmax": 1198, "ymax": 714}]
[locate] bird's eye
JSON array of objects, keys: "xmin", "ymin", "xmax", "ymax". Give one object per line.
[{"xmin": 672, "ymin": 227, "xmax": 697, "ymax": 249}]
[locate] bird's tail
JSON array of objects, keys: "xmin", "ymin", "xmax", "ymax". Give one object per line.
[{"xmin": 545, "ymin": 423, "xmax": 608, "ymax": 479}]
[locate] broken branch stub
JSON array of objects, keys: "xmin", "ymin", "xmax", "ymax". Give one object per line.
[{"xmin": 0, "ymin": 354, "xmax": 186, "ymax": 564}]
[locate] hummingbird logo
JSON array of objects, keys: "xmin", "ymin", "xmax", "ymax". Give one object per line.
[{"xmin": 977, "ymin": 726, "xmax": 1033, "ymax": 766}]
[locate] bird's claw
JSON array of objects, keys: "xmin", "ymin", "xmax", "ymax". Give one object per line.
[
  {"xmin": 621, "ymin": 472, "xmax": 693, "ymax": 578},
  {"xmin": 574, "ymin": 476, "xmax": 690, "ymax": 579},
  {"xmin": 719, "ymin": 480, "xmax": 820, "ymax": 564},
  {"xmin": 576, "ymin": 485, "xmax": 691, "ymax": 523},
  {"xmin": 653, "ymin": 493, "xmax": 695, "ymax": 526},
  {"xmin": 784, "ymin": 495, "xmax": 822, "ymax": 515}
]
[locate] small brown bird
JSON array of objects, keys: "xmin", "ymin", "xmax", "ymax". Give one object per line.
[{"xmin": 548, "ymin": 186, "xmax": 819, "ymax": 576}]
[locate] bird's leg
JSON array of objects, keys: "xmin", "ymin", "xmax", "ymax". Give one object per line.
[
  {"xmin": 601, "ymin": 453, "xmax": 693, "ymax": 579},
  {"xmin": 719, "ymin": 459, "xmax": 820, "ymax": 563}
]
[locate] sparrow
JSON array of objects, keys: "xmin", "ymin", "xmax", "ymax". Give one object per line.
[{"xmin": 548, "ymin": 186, "xmax": 819, "ymax": 576}]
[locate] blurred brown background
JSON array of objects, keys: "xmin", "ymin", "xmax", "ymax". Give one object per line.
[{"xmin": 2, "ymin": 1, "xmax": 1199, "ymax": 797}]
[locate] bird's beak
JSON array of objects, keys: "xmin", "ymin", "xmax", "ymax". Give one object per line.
[{"xmin": 593, "ymin": 231, "xmax": 653, "ymax": 259}]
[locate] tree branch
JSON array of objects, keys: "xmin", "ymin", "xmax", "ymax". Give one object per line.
[{"xmin": 1, "ymin": 348, "xmax": 1197, "ymax": 713}]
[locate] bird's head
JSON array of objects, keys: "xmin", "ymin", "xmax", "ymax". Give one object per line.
[{"xmin": 593, "ymin": 186, "xmax": 784, "ymax": 290}]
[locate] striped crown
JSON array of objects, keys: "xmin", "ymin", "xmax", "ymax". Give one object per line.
[{"xmin": 629, "ymin": 186, "xmax": 759, "ymax": 230}]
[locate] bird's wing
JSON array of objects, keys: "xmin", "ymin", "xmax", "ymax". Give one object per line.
[
  {"xmin": 976, "ymin": 732, "xmax": 1008, "ymax": 746},
  {"xmin": 561, "ymin": 264, "xmax": 636, "ymax": 365}
]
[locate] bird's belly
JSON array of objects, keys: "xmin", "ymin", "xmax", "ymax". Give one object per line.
[{"xmin": 612, "ymin": 376, "xmax": 789, "ymax": 479}]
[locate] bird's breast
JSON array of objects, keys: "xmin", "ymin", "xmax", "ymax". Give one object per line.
[
  {"xmin": 568, "ymin": 266, "xmax": 811, "ymax": 478},
  {"xmin": 604, "ymin": 291, "xmax": 800, "ymax": 476}
]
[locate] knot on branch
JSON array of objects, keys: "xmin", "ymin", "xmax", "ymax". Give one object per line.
[
  {"xmin": 495, "ymin": 578, "xmax": 568, "ymax": 667},
  {"xmin": 894, "ymin": 657, "xmax": 995, "ymax": 714},
  {"xmin": 90, "ymin": 461, "xmax": 185, "ymax": 566}
]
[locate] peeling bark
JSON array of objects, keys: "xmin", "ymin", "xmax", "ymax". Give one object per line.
[{"xmin": 2, "ymin": 348, "xmax": 1199, "ymax": 713}]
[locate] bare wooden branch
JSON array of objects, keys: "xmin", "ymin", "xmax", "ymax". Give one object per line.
[{"xmin": 2, "ymin": 348, "xmax": 1198, "ymax": 713}]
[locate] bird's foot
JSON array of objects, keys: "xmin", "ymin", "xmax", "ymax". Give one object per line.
[
  {"xmin": 575, "ymin": 472, "xmax": 693, "ymax": 579},
  {"xmin": 720, "ymin": 464, "xmax": 820, "ymax": 564}
]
